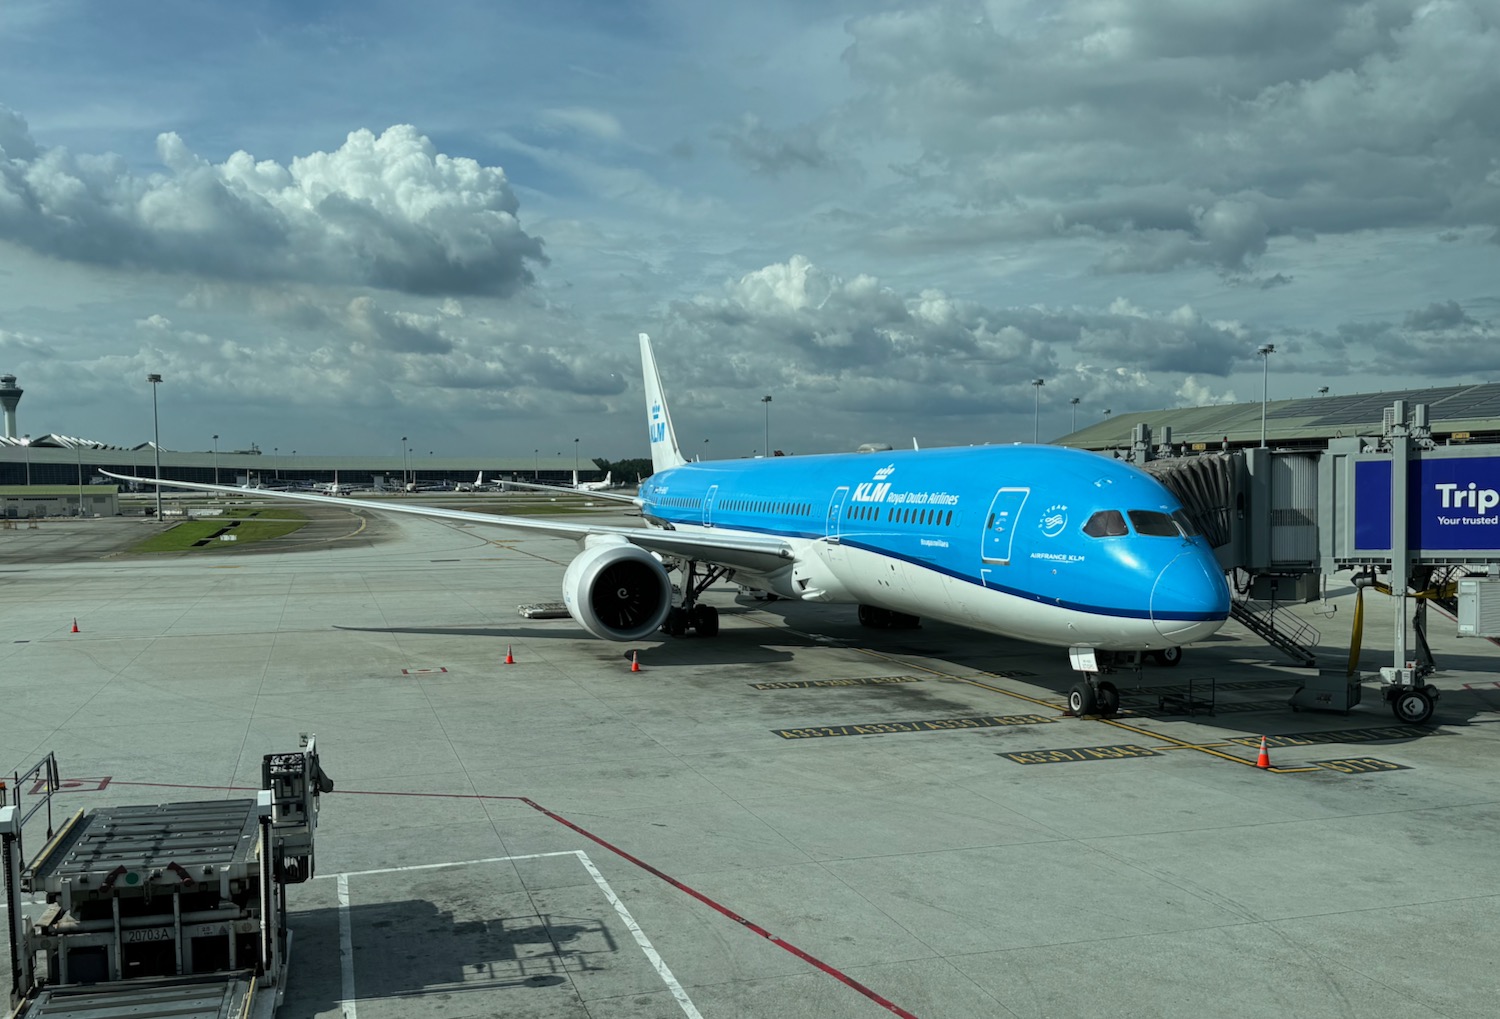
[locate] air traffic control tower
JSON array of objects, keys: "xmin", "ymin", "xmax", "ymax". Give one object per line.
[{"xmin": 0, "ymin": 374, "xmax": 20, "ymax": 439}]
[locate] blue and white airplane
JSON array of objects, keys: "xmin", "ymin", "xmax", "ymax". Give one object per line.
[{"xmin": 108, "ymin": 333, "xmax": 1229, "ymax": 715}]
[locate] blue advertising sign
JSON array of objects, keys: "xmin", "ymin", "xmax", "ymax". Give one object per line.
[{"xmin": 1355, "ymin": 456, "xmax": 1500, "ymax": 552}]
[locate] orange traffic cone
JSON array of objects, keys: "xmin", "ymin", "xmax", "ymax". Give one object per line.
[
  {"xmin": 1255, "ymin": 736, "xmax": 1271, "ymax": 769},
  {"xmin": 71, "ymin": 618, "xmax": 79, "ymax": 633},
  {"xmin": 630, "ymin": 650, "xmax": 641, "ymax": 673},
  {"xmin": 504, "ymin": 645, "xmax": 515, "ymax": 665}
]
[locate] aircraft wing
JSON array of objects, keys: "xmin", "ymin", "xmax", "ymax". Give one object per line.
[
  {"xmin": 496, "ymin": 478, "xmax": 638, "ymax": 504},
  {"xmin": 102, "ymin": 472, "xmax": 793, "ymax": 573}
]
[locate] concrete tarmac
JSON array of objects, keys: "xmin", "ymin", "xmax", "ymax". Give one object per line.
[{"xmin": 2, "ymin": 509, "xmax": 1498, "ymax": 1018}]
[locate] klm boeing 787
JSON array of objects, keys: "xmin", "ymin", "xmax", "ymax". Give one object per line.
[{"xmin": 110, "ymin": 333, "xmax": 1229, "ymax": 715}]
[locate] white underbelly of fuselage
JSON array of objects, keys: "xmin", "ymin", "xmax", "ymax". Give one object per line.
[{"xmin": 666, "ymin": 524, "xmax": 1174, "ymax": 651}]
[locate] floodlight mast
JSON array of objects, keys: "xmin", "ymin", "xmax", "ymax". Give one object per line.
[
  {"xmin": 1257, "ymin": 344, "xmax": 1276, "ymax": 447},
  {"xmin": 147, "ymin": 373, "xmax": 164, "ymax": 521}
]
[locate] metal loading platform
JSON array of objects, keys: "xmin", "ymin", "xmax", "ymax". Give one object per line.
[{"xmin": 4, "ymin": 739, "xmax": 330, "ymax": 1019}]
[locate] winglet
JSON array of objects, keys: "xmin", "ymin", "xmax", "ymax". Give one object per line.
[{"xmin": 640, "ymin": 333, "xmax": 686, "ymax": 472}]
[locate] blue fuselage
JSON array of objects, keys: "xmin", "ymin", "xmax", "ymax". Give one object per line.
[{"xmin": 638, "ymin": 445, "xmax": 1230, "ymax": 650}]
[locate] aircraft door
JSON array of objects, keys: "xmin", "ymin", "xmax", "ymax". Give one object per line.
[
  {"xmin": 825, "ymin": 486, "xmax": 850, "ymax": 542},
  {"xmin": 980, "ymin": 487, "xmax": 1029, "ymax": 565},
  {"xmin": 702, "ymin": 485, "xmax": 719, "ymax": 527}
]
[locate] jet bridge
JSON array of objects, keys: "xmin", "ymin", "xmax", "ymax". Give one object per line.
[
  {"xmin": 1129, "ymin": 405, "xmax": 1500, "ymax": 724},
  {"xmin": 3, "ymin": 738, "xmax": 331, "ymax": 1019}
]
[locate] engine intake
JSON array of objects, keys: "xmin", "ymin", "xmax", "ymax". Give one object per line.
[{"xmin": 562, "ymin": 541, "xmax": 673, "ymax": 641}]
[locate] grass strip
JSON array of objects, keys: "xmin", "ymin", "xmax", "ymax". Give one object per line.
[{"xmin": 127, "ymin": 510, "xmax": 309, "ymax": 553}]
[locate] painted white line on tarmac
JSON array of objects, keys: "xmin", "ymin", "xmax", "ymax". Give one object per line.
[
  {"xmin": 574, "ymin": 849, "xmax": 703, "ymax": 1018},
  {"xmin": 327, "ymin": 850, "xmax": 701, "ymax": 1017}
]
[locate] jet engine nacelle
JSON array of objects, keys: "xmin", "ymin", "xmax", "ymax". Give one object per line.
[{"xmin": 562, "ymin": 539, "xmax": 673, "ymax": 641}]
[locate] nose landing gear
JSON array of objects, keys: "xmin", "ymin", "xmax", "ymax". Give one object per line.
[{"xmin": 1068, "ymin": 673, "xmax": 1120, "ymax": 718}]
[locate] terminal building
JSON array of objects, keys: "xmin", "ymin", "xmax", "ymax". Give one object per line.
[{"xmin": 0, "ymin": 437, "xmax": 606, "ymax": 495}]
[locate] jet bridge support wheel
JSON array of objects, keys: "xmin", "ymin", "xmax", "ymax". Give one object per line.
[{"xmin": 1390, "ymin": 686, "xmax": 1435, "ymax": 725}]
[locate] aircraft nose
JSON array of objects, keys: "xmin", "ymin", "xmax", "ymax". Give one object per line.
[{"xmin": 1151, "ymin": 551, "xmax": 1230, "ymax": 643}]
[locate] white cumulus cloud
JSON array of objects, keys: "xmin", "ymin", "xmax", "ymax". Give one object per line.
[{"xmin": 0, "ymin": 110, "xmax": 545, "ymax": 295}]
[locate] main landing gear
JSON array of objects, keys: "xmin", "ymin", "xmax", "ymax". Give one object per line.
[
  {"xmin": 858, "ymin": 604, "xmax": 921, "ymax": 630},
  {"xmin": 660, "ymin": 560, "xmax": 730, "ymax": 637}
]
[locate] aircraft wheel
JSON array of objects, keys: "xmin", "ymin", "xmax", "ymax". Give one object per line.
[
  {"xmin": 1154, "ymin": 646, "xmax": 1183, "ymax": 668},
  {"xmin": 858, "ymin": 604, "xmax": 877, "ymax": 628},
  {"xmin": 691, "ymin": 604, "xmax": 720, "ymax": 637},
  {"xmin": 1391, "ymin": 688, "xmax": 1434, "ymax": 725},
  {"xmin": 1097, "ymin": 681, "xmax": 1120, "ymax": 718},
  {"xmin": 661, "ymin": 606, "xmax": 690, "ymax": 636},
  {"xmin": 1068, "ymin": 682, "xmax": 1097, "ymax": 717}
]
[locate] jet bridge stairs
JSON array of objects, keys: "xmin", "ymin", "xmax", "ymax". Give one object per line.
[{"xmin": 1230, "ymin": 596, "xmax": 1320, "ymax": 668}]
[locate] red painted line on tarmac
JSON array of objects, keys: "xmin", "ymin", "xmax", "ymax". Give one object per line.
[{"xmin": 105, "ymin": 779, "xmax": 924, "ymax": 1019}]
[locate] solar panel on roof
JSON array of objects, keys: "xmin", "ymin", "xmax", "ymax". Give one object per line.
[
  {"xmin": 1308, "ymin": 390, "xmax": 1459, "ymax": 426},
  {"xmin": 1430, "ymin": 384, "xmax": 1500, "ymax": 418}
]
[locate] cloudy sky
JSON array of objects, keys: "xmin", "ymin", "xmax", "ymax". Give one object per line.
[{"xmin": 2, "ymin": 0, "xmax": 1498, "ymax": 460}]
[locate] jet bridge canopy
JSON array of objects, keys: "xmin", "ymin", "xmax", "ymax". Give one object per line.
[{"xmin": 1326, "ymin": 446, "xmax": 1500, "ymax": 567}]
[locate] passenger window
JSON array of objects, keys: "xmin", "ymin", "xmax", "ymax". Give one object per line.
[
  {"xmin": 1128, "ymin": 510, "xmax": 1180, "ymax": 537},
  {"xmin": 1082, "ymin": 510, "xmax": 1129, "ymax": 537}
]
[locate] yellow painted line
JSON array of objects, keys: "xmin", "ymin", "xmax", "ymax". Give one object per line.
[
  {"xmin": 742, "ymin": 613, "xmax": 1323, "ymax": 773},
  {"xmin": 952, "ymin": 674, "xmax": 1067, "ymax": 710},
  {"xmin": 1099, "ymin": 717, "xmax": 1322, "ymax": 773},
  {"xmin": 330, "ymin": 513, "xmax": 369, "ymax": 542}
]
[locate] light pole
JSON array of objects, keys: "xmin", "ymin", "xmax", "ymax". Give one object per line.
[
  {"xmin": 400, "ymin": 436, "xmax": 408, "ymax": 488},
  {"xmin": 212, "ymin": 434, "xmax": 219, "ymax": 486},
  {"xmin": 1030, "ymin": 379, "xmax": 1044, "ymax": 443},
  {"xmin": 1257, "ymin": 343, "xmax": 1276, "ymax": 447},
  {"xmin": 573, "ymin": 437, "xmax": 579, "ymax": 480},
  {"xmin": 20, "ymin": 434, "xmax": 30, "ymax": 486},
  {"xmin": 534, "ymin": 449, "xmax": 539, "ymax": 479},
  {"xmin": 760, "ymin": 395, "xmax": 772, "ymax": 456},
  {"xmin": 75, "ymin": 441, "xmax": 84, "ymax": 515},
  {"xmin": 147, "ymin": 374, "xmax": 163, "ymax": 521},
  {"xmin": 1069, "ymin": 397, "xmax": 1080, "ymax": 432}
]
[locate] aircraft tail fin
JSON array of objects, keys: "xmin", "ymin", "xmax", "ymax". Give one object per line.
[
  {"xmin": 602, "ymin": 471, "xmax": 612, "ymax": 487},
  {"xmin": 640, "ymin": 333, "xmax": 686, "ymax": 472}
]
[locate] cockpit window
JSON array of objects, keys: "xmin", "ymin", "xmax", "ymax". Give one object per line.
[
  {"xmin": 1128, "ymin": 510, "xmax": 1180, "ymax": 537},
  {"xmin": 1171, "ymin": 509, "xmax": 1201, "ymax": 537},
  {"xmin": 1082, "ymin": 510, "xmax": 1128, "ymax": 537}
]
